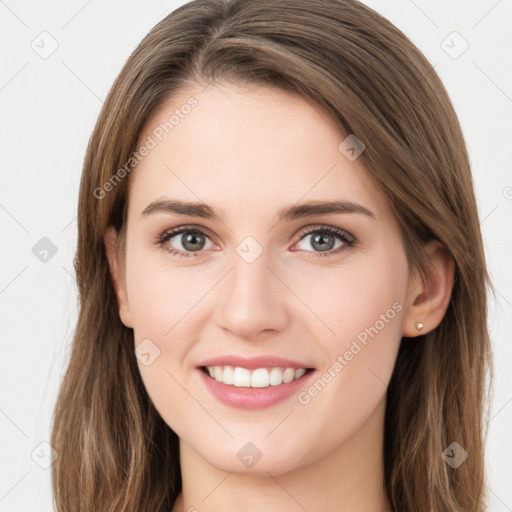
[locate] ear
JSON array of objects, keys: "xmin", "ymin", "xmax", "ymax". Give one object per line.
[
  {"xmin": 104, "ymin": 227, "xmax": 133, "ymax": 328},
  {"xmin": 402, "ymin": 240, "xmax": 455, "ymax": 337}
]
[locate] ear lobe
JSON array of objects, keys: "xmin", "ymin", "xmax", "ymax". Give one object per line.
[
  {"xmin": 402, "ymin": 240, "xmax": 455, "ymax": 337},
  {"xmin": 104, "ymin": 227, "xmax": 133, "ymax": 328}
]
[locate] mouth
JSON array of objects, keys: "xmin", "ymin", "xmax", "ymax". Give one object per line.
[
  {"xmin": 199, "ymin": 365, "xmax": 314, "ymax": 388},
  {"xmin": 196, "ymin": 355, "xmax": 316, "ymax": 409}
]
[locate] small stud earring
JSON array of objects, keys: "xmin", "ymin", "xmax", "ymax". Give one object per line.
[{"xmin": 416, "ymin": 322, "xmax": 424, "ymax": 331}]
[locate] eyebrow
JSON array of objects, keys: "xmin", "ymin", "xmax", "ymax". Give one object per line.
[{"xmin": 141, "ymin": 198, "xmax": 376, "ymax": 222}]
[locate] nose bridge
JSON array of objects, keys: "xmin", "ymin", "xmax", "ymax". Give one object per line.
[{"xmin": 212, "ymin": 242, "xmax": 289, "ymax": 339}]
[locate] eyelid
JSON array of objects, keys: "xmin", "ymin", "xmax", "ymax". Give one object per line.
[
  {"xmin": 294, "ymin": 224, "xmax": 355, "ymax": 244},
  {"xmin": 157, "ymin": 224, "xmax": 218, "ymax": 244}
]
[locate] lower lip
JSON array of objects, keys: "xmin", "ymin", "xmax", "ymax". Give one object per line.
[{"xmin": 198, "ymin": 368, "xmax": 316, "ymax": 410}]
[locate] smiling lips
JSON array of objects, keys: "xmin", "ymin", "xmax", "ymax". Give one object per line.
[{"xmin": 197, "ymin": 355, "xmax": 315, "ymax": 409}]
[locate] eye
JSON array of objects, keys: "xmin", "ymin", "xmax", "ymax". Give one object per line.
[
  {"xmin": 293, "ymin": 225, "xmax": 355, "ymax": 256},
  {"xmin": 157, "ymin": 224, "xmax": 356, "ymax": 259},
  {"xmin": 157, "ymin": 226, "xmax": 216, "ymax": 258}
]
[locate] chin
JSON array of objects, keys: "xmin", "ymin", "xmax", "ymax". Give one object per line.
[{"xmin": 199, "ymin": 441, "xmax": 311, "ymax": 477}]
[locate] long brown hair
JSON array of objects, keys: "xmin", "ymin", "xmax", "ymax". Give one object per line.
[{"xmin": 50, "ymin": 0, "xmax": 493, "ymax": 510}]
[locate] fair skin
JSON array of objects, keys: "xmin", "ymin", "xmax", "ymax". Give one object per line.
[{"xmin": 105, "ymin": 82, "xmax": 454, "ymax": 512}]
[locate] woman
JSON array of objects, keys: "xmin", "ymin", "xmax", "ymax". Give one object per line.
[{"xmin": 50, "ymin": 0, "xmax": 493, "ymax": 510}]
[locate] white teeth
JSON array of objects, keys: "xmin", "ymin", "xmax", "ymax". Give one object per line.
[
  {"xmin": 282, "ymin": 368, "xmax": 295, "ymax": 383},
  {"xmin": 269, "ymin": 367, "xmax": 283, "ymax": 386},
  {"xmin": 204, "ymin": 365, "xmax": 309, "ymax": 388},
  {"xmin": 233, "ymin": 367, "xmax": 251, "ymax": 387},
  {"xmin": 294, "ymin": 368, "xmax": 306, "ymax": 379},
  {"xmin": 251, "ymin": 368, "xmax": 269, "ymax": 388},
  {"xmin": 223, "ymin": 365, "xmax": 234, "ymax": 385}
]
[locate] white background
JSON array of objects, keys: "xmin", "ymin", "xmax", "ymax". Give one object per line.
[{"xmin": 0, "ymin": 1, "xmax": 511, "ymax": 510}]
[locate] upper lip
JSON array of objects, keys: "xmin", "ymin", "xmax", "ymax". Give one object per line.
[{"xmin": 197, "ymin": 355, "xmax": 315, "ymax": 370}]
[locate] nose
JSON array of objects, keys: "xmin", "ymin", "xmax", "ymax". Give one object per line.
[{"xmin": 212, "ymin": 248, "xmax": 290, "ymax": 341}]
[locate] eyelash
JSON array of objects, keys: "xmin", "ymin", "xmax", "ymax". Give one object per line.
[{"xmin": 156, "ymin": 224, "xmax": 356, "ymax": 259}]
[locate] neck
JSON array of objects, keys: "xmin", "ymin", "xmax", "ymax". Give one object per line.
[{"xmin": 173, "ymin": 396, "xmax": 391, "ymax": 512}]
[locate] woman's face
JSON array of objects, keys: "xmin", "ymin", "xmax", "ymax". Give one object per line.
[{"xmin": 111, "ymin": 81, "xmax": 415, "ymax": 475}]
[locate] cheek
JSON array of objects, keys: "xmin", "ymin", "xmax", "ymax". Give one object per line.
[
  {"xmin": 127, "ymin": 262, "xmax": 208, "ymax": 433},
  {"xmin": 295, "ymin": 247, "xmax": 407, "ymax": 392},
  {"xmin": 298, "ymin": 251, "xmax": 407, "ymax": 343},
  {"xmin": 288, "ymin": 254, "xmax": 406, "ymax": 452},
  {"xmin": 127, "ymin": 249, "xmax": 211, "ymax": 339},
  {"xmin": 124, "ymin": 250, "xmax": 208, "ymax": 398}
]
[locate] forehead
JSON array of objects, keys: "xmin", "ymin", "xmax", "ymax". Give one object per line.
[{"xmin": 128, "ymin": 82, "xmax": 390, "ymax": 222}]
